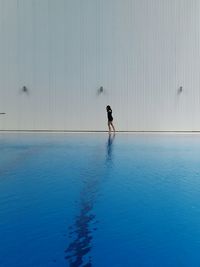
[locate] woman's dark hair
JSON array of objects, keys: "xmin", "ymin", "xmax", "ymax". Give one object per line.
[{"xmin": 106, "ymin": 105, "xmax": 111, "ymax": 111}]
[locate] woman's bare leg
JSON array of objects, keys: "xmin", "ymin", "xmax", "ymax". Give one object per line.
[
  {"xmin": 108, "ymin": 122, "xmax": 111, "ymax": 132},
  {"xmin": 111, "ymin": 122, "xmax": 115, "ymax": 132}
]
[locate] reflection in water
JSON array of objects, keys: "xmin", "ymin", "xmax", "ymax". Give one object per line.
[
  {"xmin": 106, "ymin": 133, "xmax": 115, "ymax": 163},
  {"xmin": 65, "ymin": 134, "xmax": 115, "ymax": 266}
]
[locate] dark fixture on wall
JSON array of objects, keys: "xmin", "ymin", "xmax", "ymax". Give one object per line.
[
  {"xmin": 22, "ymin": 86, "xmax": 28, "ymax": 93},
  {"xmin": 97, "ymin": 86, "xmax": 104, "ymax": 95},
  {"xmin": 178, "ymin": 86, "xmax": 183, "ymax": 94},
  {"xmin": 0, "ymin": 112, "xmax": 6, "ymax": 115}
]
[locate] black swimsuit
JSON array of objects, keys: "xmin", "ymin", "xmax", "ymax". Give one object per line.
[{"xmin": 107, "ymin": 110, "xmax": 113, "ymax": 122}]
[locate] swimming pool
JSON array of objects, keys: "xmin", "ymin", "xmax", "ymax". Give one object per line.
[{"xmin": 1, "ymin": 133, "xmax": 200, "ymax": 267}]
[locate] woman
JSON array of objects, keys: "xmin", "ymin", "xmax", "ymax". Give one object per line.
[{"xmin": 106, "ymin": 105, "xmax": 115, "ymax": 133}]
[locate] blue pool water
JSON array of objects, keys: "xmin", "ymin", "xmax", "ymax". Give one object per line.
[{"xmin": 1, "ymin": 133, "xmax": 200, "ymax": 267}]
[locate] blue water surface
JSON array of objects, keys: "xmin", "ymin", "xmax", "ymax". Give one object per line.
[{"xmin": 1, "ymin": 133, "xmax": 200, "ymax": 267}]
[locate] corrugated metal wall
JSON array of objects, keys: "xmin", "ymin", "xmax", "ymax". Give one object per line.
[{"xmin": 0, "ymin": 0, "xmax": 200, "ymax": 131}]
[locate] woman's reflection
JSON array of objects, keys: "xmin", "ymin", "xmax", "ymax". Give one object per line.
[
  {"xmin": 106, "ymin": 133, "xmax": 115, "ymax": 163},
  {"xmin": 65, "ymin": 133, "xmax": 115, "ymax": 266}
]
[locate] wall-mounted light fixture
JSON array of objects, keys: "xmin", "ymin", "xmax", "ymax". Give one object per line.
[
  {"xmin": 97, "ymin": 86, "xmax": 104, "ymax": 95},
  {"xmin": 178, "ymin": 86, "xmax": 183, "ymax": 94},
  {"xmin": 0, "ymin": 112, "xmax": 6, "ymax": 115},
  {"xmin": 22, "ymin": 86, "xmax": 28, "ymax": 93}
]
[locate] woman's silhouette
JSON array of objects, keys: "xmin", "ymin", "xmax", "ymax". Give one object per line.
[{"xmin": 106, "ymin": 105, "xmax": 115, "ymax": 133}]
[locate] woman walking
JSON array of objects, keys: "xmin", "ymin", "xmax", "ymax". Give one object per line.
[{"xmin": 106, "ymin": 105, "xmax": 115, "ymax": 133}]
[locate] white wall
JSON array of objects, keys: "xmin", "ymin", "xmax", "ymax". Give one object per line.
[{"xmin": 0, "ymin": 0, "xmax": 200, "ymax": 131}]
